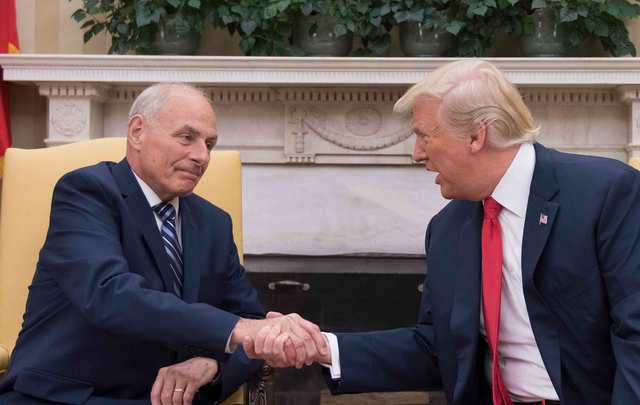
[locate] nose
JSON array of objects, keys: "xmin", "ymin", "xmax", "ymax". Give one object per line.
[
  {"xmin": 412, "ymin": 138, "xmax": 427, "ymax": 163},
  {"xmin": 190, "ymin": 140, "xmax": 210, "ymax": 167}
]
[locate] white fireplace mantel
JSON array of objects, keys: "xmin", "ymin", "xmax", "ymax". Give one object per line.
[
  {"xmin": 2, "ymin": 55, "xmax": 640, "ymax": 256},
  {"xmin": 2, "ymin": 54, "xmax": 640, "ymax": 86}
]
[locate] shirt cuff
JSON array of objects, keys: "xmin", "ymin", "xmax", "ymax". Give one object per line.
[
  {"xmin": 321, "ymin": 332, "xmax": 341, "ymax": 380},
  {"xmin": 225, "ymin": 332, "xmax": 236, "ymax": 354}
]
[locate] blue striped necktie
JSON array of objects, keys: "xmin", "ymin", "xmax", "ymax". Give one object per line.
[{"xmin": 153, "ymin": 202, "xmax": 183, "ymax": 296}]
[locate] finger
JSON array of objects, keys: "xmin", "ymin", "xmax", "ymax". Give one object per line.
[
  {"xmin": 287, "ymin": 333, "xmax": 307, "ymax": 369},
  {"xmin": 283, "ymin": 337, "xmax": 298, "ymax": 366},
  {"xmin": 172, "ymin": 382, "xmax": 186, "ymax": 405},
  {"xmin": 274, "ymin": 332, "xmax": 290, "ymax": 366},
  {"xmin": 150, "ymin": 369, "xmax": 165, "ymax": 405},
  {"xmin": 160, "ymin": 375, "xmax": 175, "ymax": 405},
  {"xmin": 243, "ymin": 335, "xmax": 258, "ymax": 359},
  {"xmin": 254, "ymin": 325, "xmax": 271, "ymax": 357},
  {"xmin": 285, "ymin": 316, "xmax": 317, "ymax": 365},
  {"xmin": 266, "ymin": 311, "xmax": 284, "ymax": 319},
  {"xmin": 290, "ymin": 314, "xmax": 328, "ymax": 356},
  {"xmin": 183, "ymin": 382, "xmax": 197, "ymax": 405},
  {"xmin": 263, "ymin": 323, "xmax": 281, "ymax": 357}
]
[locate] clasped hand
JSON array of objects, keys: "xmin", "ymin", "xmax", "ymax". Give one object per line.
[{"xmin": 240, "ymin": 312, "xmax": 331, "ymax": 368}]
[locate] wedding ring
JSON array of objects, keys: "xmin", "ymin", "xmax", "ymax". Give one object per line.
[{"xmin": 174, "ymin": 388, "xmax": 185, "ymax": 393}]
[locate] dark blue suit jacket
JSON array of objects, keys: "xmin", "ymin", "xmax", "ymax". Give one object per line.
[
  {"xmin": 329, "ymin": 144, "xmax": 640, "ymax": 405},
  {"xmin": 0, "ymin": 159, "xmax": 264, "ymax": 404}
]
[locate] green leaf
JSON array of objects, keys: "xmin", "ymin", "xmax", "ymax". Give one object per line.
[
  {"xmin": 301, "ymin": 2, "xmax": 313, "ymax": 16},
  {"xmin": 241, "ymin": 20, "xmax": 257, "ymax": 35},
  {"xmin": 559, "ymin": 7, "xmax": 578, "ymax": 22},
  {"xmin": 240, "ymin": 36, "xmax": 256, "ymax": 54},
  {"xmin": 531, "ymin": 0, "xmax": 546, "ymax": 9},
  {"xmin": 275, "ymin": 0, "xmax": 291, "ymax": 13},
  {"xmin": 117, "ymin": 23, "xmax": 129, "ymax": 34},
  {"xmin": 167, "ymin": 0, "xmax": 180, "ymax": 8},
  {"xmin": 446, "ymin": 20, "xmax": 464, "ymax": 36},
  {"xmin": 408, "ymin": 10, "xmax": 424, "ymax": 22},
  {"xmin": 187, "ymin": 0, "xmax": 201, "ymax": 9},
  {"xmin": 71, "ymin": 9, "xmax": 86, "ymax": 22},
  {"xmin": 264, "ymin": 5, "xmax": 279, "ymax": 19},
  {"xmin": 81, "ymin": 20, "xmax": 95, "ymax": 29},
  {"xmin": 394, "ymin": 10, "xmax": 410, "ymax": 22},
  {"xmin": 334, "ymin": 23, "xmax": 347, "ymax": 37},
  {"xmin": 356, "ymin": 2, "xmax": 368, "ymax": 14}
]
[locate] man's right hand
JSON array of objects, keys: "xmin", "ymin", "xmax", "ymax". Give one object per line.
[
  {"xmin": 231, "ymin": 311, "xmax": 329, "ymax": 368},
  {"xmin": 239, "ymin": 312, "xmax": 331, "ymax": 368}
]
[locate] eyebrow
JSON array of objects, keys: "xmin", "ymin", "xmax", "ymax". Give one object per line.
[{"xmin": 173, "ymin": 125, "xmax": 199, "ymax": 135}]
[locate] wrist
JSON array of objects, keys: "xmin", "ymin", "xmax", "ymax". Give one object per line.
[{"xmin": 231, "ymin": 318, "xmax": 263, "ymax": 346}]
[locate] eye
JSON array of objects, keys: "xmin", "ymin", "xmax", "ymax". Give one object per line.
[
  {"xmin": 205, "ymin": 138, "xmax": 217, "ymax": 151},
  {"xmin": 177, "ymin": 132, "xmax": 193, "ymax": 143}
]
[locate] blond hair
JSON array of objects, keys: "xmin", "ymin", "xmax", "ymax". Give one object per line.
[{"xmin": 394, "ymin": 60, "xmax": 538, "ymax": 148}]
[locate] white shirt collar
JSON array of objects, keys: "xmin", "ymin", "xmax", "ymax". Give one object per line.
[
  {"xmin": 491, "ymin": 142, "xmax": 535, "ymax": 218},
  {"xmin": 131, "ymin": 170, "xmax": 180, "ymax": 215}
]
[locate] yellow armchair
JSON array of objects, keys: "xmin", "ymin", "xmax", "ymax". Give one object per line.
[{"xmin": 0, "ymin": 138, "xmax": 245, "ymax": 403}]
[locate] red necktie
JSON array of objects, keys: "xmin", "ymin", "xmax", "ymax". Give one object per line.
[{"xmin": 482, "ymin": 197, "xmax": 512, "ymax": 405}]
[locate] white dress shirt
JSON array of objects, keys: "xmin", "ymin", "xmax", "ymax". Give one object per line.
[{"xmin": 325, "ymin": 143, "xmax": 558, "ymax": 402}]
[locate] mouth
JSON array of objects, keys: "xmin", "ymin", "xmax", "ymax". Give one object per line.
[{"xmin": 178, "ymin": 168, "xmax": 202, "ymax": 181}]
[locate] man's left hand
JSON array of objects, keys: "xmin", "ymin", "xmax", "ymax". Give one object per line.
[{"xmin": 151, "ymin": 357, "xmax": 219, "ymax": 405}]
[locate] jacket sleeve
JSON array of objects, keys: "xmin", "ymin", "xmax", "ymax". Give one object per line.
[
  {"xmin": 39, "ymin": 169, "xmax": 241, "ymax": 359},
  {"xmin": 597, "ymin": 168, "xmax": 640, "ymax": 404},
  {"xmin": 326, "ymin": 221, "xmax": 442, "ymax": 394}
]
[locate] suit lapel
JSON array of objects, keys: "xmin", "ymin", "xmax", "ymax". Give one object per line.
[
  {"xmin": 112, "ymin": 159, "xmax": 175, "ymax": 293},
  {"xmin": 179, "ymin": 198, "xmax": 201, "ymax": 303},
  {"xmin": 521, "ymin": 143, "xmax": 563, "ymax": 394},
  {"xmin": 449, "ymin": 202, "xmax": 483, "ymax": 400}
]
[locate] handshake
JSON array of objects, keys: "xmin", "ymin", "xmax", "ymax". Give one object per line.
[{"xmin": 231, "ymin": 311, "xmax": 330, "ymax": 368}]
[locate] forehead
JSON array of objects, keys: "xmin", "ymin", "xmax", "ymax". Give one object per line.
[
  {"xmin": 156, "ymin": 91, "xmax": 217, "ymax": 130},
  {"xmin": 411, "ymin": 97, "xmax": 441, "ymax": 130}
]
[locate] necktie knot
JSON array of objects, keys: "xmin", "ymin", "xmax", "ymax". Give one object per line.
[
  {"xmin": 153, "ymin": 202, "xmax": 176, "ymax": 223},
  {"xmin": 483, "ymin": 197, "xmax": 502, "ymax": 220}
]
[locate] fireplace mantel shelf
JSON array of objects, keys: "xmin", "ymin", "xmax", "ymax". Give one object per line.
[{"xmin": 1, "ymin": 54, "xmax": 640, "ymax": 86}]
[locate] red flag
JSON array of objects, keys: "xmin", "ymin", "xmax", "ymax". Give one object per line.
[{"xmin": 0, "ymin": 0, "xmax": 20, "ymax": 177}]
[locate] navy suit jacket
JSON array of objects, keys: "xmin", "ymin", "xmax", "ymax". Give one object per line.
[
  {"xmin": 329, "ymin": 144, "xmax": 640, "ymax": 405},
  {"xmin": 0, "ymin": 159, "xmax": 264, "ymax": 404}
]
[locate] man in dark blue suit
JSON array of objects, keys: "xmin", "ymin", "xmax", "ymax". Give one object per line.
[
  {"xmin": 246, "ymin": 60, "xmax": 640, "ymax": 405},
  {"xmin": 0, "ymin": 83, "xmax": 327, "ymax": 405}
]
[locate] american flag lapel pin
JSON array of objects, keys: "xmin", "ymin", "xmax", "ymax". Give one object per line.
[{"xmin": 539, "ymin": 213, "xmax": 548, "ymax": 225}]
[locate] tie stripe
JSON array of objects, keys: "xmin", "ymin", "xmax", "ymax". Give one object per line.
[{"xmin": 153, "ymin": 202, "xmax": 183, "ymax": 296}]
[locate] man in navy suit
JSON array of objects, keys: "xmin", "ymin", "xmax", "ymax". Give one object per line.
[
  {"xmin": 0, "ymin": 83, "xmax": 327, "ymax": 405},
  {"xmin": 246, "ymin": 60, "xmax": 640, "ymax": 405}
]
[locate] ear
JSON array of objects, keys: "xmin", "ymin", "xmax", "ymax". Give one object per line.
[
  {"xmin": 127, "ymin": 115, "xmax": 145, "ymax": 151},
  {"xmin": 468, "ymin": 122, "xmax": 487, "ymax": 154}
]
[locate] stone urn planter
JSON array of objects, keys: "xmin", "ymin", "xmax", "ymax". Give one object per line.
[
  {"xmin": 153, "ymin": 14, "xmax": 201, "ymax": 55},
  {"xmin": 292, "ymin": 15, "xmax": 353, "ymax": 56},
  {"xmin": 399, "ymin": 21, "xmax": 452, "ymax": 57},
  {"xmin": 521, "ymin": 8, "xmax": 569, "ymax": 57}
]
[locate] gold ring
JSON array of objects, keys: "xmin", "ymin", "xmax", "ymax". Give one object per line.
[{"xmin": 174, "ymin": 388, "xmax": 185, "ymax": 393}]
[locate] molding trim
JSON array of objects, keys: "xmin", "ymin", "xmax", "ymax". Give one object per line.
[{"xmin": 3, "ymin": 55, "xmax": 640, "ymax": 86}]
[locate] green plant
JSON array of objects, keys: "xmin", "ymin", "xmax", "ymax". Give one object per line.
[
  {"xmin": 291, "ymin": 0, "xmax": 391, "ymax": 56},
  {"xmin": 388, "ymin": 0, "xmax": 463, "ymax": 36},
  {"xmin": 71, "ymin": 0, "xmax": 209, "ymax": 54},
  {"xmin": 520, "ymin": 0, "xmax": 640, "ymax": 56},
  {"xmin": 209, "ymin": 0, "xmax": 293, "ymax": 55}
]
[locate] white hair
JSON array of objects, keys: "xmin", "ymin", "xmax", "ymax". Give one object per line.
[
  {"xmin": 128, "ymin": 83, "xmax": 212, "ymax": 120},
  {"xmin": 394, "ymin": 60, "xmax": 539, "ymax": 148}
]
